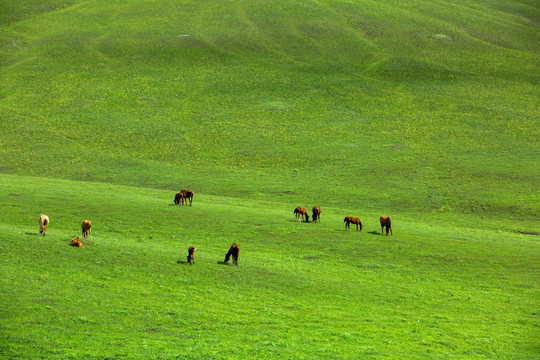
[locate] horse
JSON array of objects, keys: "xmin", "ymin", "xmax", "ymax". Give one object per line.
[
  {"xmin": 224, "ymin": 243, "xmax": 240, "ymax": 265},
  {"xmin": 71, "ymin": 237, "xmax": 83, "ymax": 248},
  {"xmin": 174, "ymin": 192, "xmax": 185, "ymax": 205},
  {"xmin": 344, "ymin": 216, "xmax": 363, "ymax": 231},
  {"xmin": 38, "ymin": 214, "xmax": 49, "ymax": 236},
  {"xmin": 180, "ymin": 189, "xmax": 194, "ymax": 206},
  {"xmin": 81, "ymin": 220, "xmax": 92, "ymax": 239},
  {"xmin": 312, "ymin": 206, "xmax": 321, "ymax": 223},
  {"xmin": 294, "ymin": 207, "xmax": 309, "ymax": 222},
  {"xmin": 380, "ymin": 215, "xmax": 393, "ymax": 236},
  {"xmin": 187, "ymin": 246, "xmax": 197, "ymax": 265}
]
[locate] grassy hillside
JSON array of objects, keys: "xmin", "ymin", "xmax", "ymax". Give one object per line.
[{"xmin": 1, "ymin": 0, "xmax": 539, "ymax": 358}]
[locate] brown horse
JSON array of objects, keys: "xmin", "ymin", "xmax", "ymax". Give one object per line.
[
  {"xmin": 174, "ymin": 192, "xmax": 185, "ymax": 205},
  {"xmin": 38, "ymin": 214, "xmax": 49, "ymax": 236},
  {"xmin": 71, "ymin": 237, "xmax": 83, "ymax": 248},
  {"xmin": 380, "ymin": 215, "xmax": 393, "ymax": 236},
  {"xmin": 180, "ymin": 189, "xmax": 194, "ymax": 206},
  {"xmin": 294, "ymin": 207, "xmax": 309, "ymax": 222},
  {"xmin": 312, "ymin": 206, "xmax": 321, "ymax": 223},
  {"xmin": 81, "ymin": 220, "xmax": 92, "ymax": 239},
  {"xmin": 344, "ymin": 216, "xmax": 363, "ymax": 231},
  {"xmin": 224, "ymin": 243, "xmax": 240, "ymax": 265},
  {"xmin": 187, "ymin": 246, "xmax": 197, "ymax": 265}
]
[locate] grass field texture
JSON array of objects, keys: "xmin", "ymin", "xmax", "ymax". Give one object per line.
[{"xmin": 1, "ymin": 0, "xmax": 539, "ymax": 358}]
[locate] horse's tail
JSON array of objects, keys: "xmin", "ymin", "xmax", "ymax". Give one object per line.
[{"xmin": 43, "ymin": 218, "xmax": 48, "ymax": 227}]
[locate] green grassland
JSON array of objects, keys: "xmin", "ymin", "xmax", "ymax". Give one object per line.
[{"xmin": 1, "ymin": 0, "xmax": 539, "ymax": 358}]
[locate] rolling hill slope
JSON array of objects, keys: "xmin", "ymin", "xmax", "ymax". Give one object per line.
[{"xmin": 0, "ymin": 0, "xmax": 539, "ymax": 358}]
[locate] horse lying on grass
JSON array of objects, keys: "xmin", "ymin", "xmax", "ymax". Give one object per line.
[{"xmin": 71, "ymin": 237, "xmax": 83, "ymax": 248}]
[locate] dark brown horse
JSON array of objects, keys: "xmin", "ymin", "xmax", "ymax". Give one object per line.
[
  {"xmin": 380, "ymin": 215, "xmax": 393, "ymax": 236},
  {"xmin": 294, "ymin": 207, "xmax": 309, "ymax": 222},
  {"xmin": 312, "ymin": 206, "xmax": 321, "ymax": 223},
  {"xmin": 187, "ymin": 246, "xmax": 197, "ymax": 265},
  {"xmin": 180, "ymin": 189, "xmax": 194, "ymax": 206},
  {"xmin": 344, "ymin": 216, "xmax": 363, "ymax": 231},
  {"xmin": 224, "ymin": 243, "xmax": 240, "ymax": 265},
  {"xmin": 174, "ymin": 192, "xmax": 185, "ymax": 205}
]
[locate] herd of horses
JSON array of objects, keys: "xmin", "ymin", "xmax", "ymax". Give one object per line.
[
  {"xmin": 36, "ymin": 189, "xmax": 392, "ymax": 266},
  {"xmin": 295, "ymin": 206, "xmax": 392, "ymax": 235}
]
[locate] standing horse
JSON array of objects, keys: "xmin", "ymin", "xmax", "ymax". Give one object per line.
[
  {"xmin": 294, "ymin": 207, "xmax": 309, "ymax": 222},
  {"xmin": 180, "ymin": 189, "xmax": 194, "ymax": 206},
  {"xmin": 224, "ymin": 243, "xmax": 240, "ymax": 265},
  {"xmin": 38, "ymin": 214, "xmax": 49, "ymax": 236},
  {"xmin": 187, "ymin": 246, "xmax": 197, "ymax": 265},
  {"xmin": 174, "ymin": 192, "xmax": 185, "ymax": 205},
  {"xmin": 380, "ymin": 215, "xmax": 393, "ymax": 236},
  {"xmin": 344, "ymin": 216, "xmax": 363, "ymax": 231},
  {"xmin": 312, "ymin": 206, "xmax": 321, "ymax": 223},
  {"xmin": 81, "ymin": 220, "xmax": 92, "ymax": 239}
]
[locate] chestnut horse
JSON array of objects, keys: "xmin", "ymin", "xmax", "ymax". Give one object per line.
[
  {"xmin": 380, "ymin": 215, "xmax": 393, "ymax": 236},
  {"xmin": 224, "ymin": 243, "xmax": 240, "ymax": 265},
  {"xmin": 180, "ymin": 189, "xmax": 194, "ymax": 206},
  {"xmin": 312, "ymin": 206, "xmax": 321, "ymax": 223},
  {"xmin": 38, "ymin": 214, "xmax": 49, "ymax": 236},
  {"xmin": 294, "ymin": 207, "xmax": 309, "ymax": 222},
  {"xmin": 71, "ymin": 237, "xmax": 83, "ymax": 248},
  {"xmin": 344, "ymin": 216, "xmax": 363, "ymax": 231},
  {"xmin": 187, "ymin": 246, "xmax": 197, "ymax": 265},
  {"xmin": 81, "ymin": 220, "xmax": 92, "ymax": 239}
]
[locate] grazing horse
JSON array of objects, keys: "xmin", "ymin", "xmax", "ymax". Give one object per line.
[
  {"xmin": 294, "ymin": 207, "xmax": 309, "ymax": 222},
  {"xmin": 344, "ymin": 216, "xmax": 363, "ymax": 231},
  {"xmin": 38, "ymin": 214, "xmax": 49, "ymax": 236},
  {"xmin": 312, "ymin": 206, "xmax": 321, "ymax": 223},
  {"xmin": 71, "ymin": 237, "xmax": 83, "ymax": 248},
  {"xmin": 224, "ymin": 243, "xmax": 240, "ymax": 265},
  {"xmin": 81, "ymin": 220, "xmax": 92, "ymax": 239},
  {"xmin": 174, "ymin": 192, "xmax": 185, "ymax": 205},
  {"xmin": 180, "ymin": 189, "xmax": 194, "ymax": 206},
  {"xmin": 380, "ymin": 215, "xmax": 393, "ymax": 236},
  {"xmin": 187, "ymin": 246, "xmax": 197, "ymax": 265}
]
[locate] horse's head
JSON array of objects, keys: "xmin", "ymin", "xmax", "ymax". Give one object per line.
[{"xmin": 305, "ymin": 214, "xmax": 310, "ymax": 222}]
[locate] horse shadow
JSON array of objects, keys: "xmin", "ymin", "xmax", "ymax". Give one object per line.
[
  {"xmin": 176, "ymin": 260, "xmax": 190, "ymax": 265},
  {"xmin": 25, "ymin": 232, "xmax": 40, "ymax": 236},
  {"xmin": 217, "ymin": 261, "xmax": 231, "ymax": 266},
  {"xmin": 368, "ymin": 231, "xmax": 382, "ymax": 236}
]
